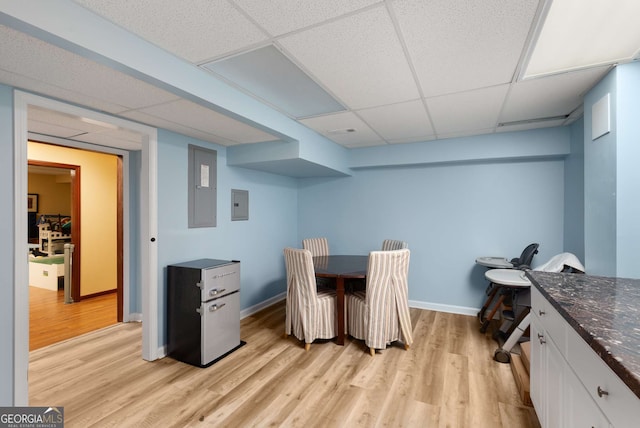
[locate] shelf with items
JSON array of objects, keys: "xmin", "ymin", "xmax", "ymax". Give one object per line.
[{"xmin": 37, "ymin": 214, "xmax": 71, "ymax": 256}]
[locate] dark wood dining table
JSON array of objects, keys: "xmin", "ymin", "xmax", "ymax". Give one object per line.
[{"xmin": 313, "ymin": 255, "xmax": 368, "ymax": 345}]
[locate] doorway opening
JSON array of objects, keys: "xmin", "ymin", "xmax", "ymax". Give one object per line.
[{"xmin": 27, "ymin": 153, "xmax": 123, "ymax": 350}]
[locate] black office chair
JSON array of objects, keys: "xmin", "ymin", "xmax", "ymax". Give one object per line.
[{"xmin": 509, "ymin": 243, "xmax": 539, "ymax": 270}]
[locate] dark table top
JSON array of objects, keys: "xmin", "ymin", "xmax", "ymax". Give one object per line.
[
  {"xmin": 313, "ymin": 255, "xmax": 368, "ymax": 278},
  {"xmin": 526, "ymin": 270, "xmax": 640, "ymax": 399}
]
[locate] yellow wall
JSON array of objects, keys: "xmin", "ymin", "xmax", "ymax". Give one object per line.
[
  {"xmin": 28, "ymin": 173, "xmax": 71, "ymax": 216},
  {"xmin": 28, "ymin": 142, "xmax": 118, "ymax": 297}
]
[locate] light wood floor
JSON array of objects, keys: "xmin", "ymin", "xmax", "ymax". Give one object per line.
[
  {"xmin": 29, "ymin": 286, "xmax": 118, "ymax": 350},
  {"xmin": 28, "ymin": 300, "xmax": 540, "ymax": 427}
]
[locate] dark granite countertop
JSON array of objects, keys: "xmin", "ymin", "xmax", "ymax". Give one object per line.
[{"xmin": 526, "ymin": 271, "xmax": 640, "ymax": 400}]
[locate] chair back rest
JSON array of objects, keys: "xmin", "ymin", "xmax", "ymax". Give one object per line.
[
  {"xmin": 381, "ymin": 239, "xmax": 408, "ymax": 251},
  {"xmin": 302, "ymin": 237, "xmax": 329, "ymax": 256},
  {"xmin": 366, "ymin": 249, "xmax": 410, "ymax": 312},
  {"xmin": 284, "ymin": 248, "xmax": 318, "ymax": 299},
  {"xmin": 511, "ymin": 243, "xmax": 539, "ymax": 268}
]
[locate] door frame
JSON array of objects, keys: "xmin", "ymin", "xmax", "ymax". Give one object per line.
[{"xmin": 13, "ymin": 91, "xmax": 159, "ymax": 405}]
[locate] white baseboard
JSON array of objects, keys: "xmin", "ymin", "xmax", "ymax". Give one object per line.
[
  {"xmin": 240, "ymin": 292, "xmax": 286, "ymax": 319},
  {"xmin": 127, "ymin": 312, "xmax": 143, "ymax": 322},
  {"xmin": 141, "ymin": 295, "xmax": 478, "ymax": 362},
  {"xmin": 156, "ymin": 346, "xmax": 167, "ymax": 359},
  {"xmin": 409, "ymin": 300, "xmax": 479, "ymax": 317}
]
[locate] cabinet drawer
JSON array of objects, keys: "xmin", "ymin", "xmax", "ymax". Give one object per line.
[
  {"xmin": 531, "ymin": 287, "xmax": 567, "ymax": 355},
  {"xmin": 566, "ymin": 326, "xmax": 640, "ymax": 428}
]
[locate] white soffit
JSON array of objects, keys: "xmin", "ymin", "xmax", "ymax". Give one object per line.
[
  {"xmin": 279, "ymin": 5, "xmax": 419, "ymax": 110},
  {"xmin": 128, "ymin": 99, "xmax": 279, "ymax": 144},
  {"xmin": 201, "ymin": 45, "xmax": 345, "ymax": 118},
  {"xmin": 300, "ymin": 111, "xmax": 385, "ymax": 148},
  {"xmin": 357, "ymin": 100, "xmax": 435, "ymax": 143},
  {"xmin": 501, "ymin": 66, "xmax": 610, "ymax": 123},
  {"xmin": 525, "ymin": 0, "xmax": 640, "ymax": 78},
  {"xmin": 72, "ymin": 0, "xmax": 268, "ymax": 63},
  {"xmin": 393, "ymin": 0, "xmax": 539, "ymax": 98},
  {"xmin": 427, "ymin": 85, "xmax": 509, "ymax": 135},
  {"xmin": 232, "ymin": 0, "xmax": 379, "ymax": 36}
]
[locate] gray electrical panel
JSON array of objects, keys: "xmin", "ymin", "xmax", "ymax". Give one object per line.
[
  {"xmin": 231, "ymin": 189, "xmax": 248, "ymax": 221},
  {"xmin": 188, "ymin": 145, "xmax": 217, "ymax": 228}
]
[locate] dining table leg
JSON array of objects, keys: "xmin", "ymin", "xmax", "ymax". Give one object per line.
[{"xmin": 336, "ymin": 277, "xmax": 345, "ymax": 345}]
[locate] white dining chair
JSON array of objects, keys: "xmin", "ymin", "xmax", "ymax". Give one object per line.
[
  {"xmin": 283, "ymin": 247, "xmax": 338, "ymax": 351},
  {"xmin": 381, "ymin": 239, "xmax": 408, "ymax": 251},
  {"xmin": 346, "ymin": 248, "xmax": 413, "ymax": 356},
  {"xmin": 302, "ymin": 237, "xmax": 329, "ymax": 256}
]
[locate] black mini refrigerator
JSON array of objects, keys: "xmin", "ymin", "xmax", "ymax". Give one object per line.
[{"xmin": 167, "ymin": 259, "xmax": 242, "ymax": 367}]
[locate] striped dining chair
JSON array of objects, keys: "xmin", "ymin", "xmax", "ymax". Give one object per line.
[
  {"xmin": 302, "ymin": 237, "xmax": 329, "ymax": 256},
  {"xmin": 346, "ymin": 249, "xmax": 413, "ymax": 356},
  {"xmin": 283, "ymin": 247, "xmax": 338, "ymax": 351},
  {"xmin": 381, "ymin": 239, "xmax": 408, "ymax": 251},
  {"xmin": 302, "ymin": 237, "xmax": 333, "ymax": 289}
]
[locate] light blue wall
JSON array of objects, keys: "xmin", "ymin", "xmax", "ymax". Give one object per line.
[
  {"xmin": 156, "ymin": 130, "xmax": 297, "ymax": 345},
  {"xmin": 298, "ymin": 131, "xmax": 567, "ymax": 310},
  {"xmin": 583, "ymin": 69, "xmax": 617, "ymax": 275},
  {"xmin": 583, "ymin": 63, "xmax": 640, "ymax": 278},
  {"xmin": 0, "ymin": 84, "xmax": 15, "ymax": 404},
  {"xmin": 563, "ymin": 118, "xmax": 585, "ymax": 261},
  {"xmin": 614, "ymin": 62, "xmax": 640, "ymax": 278}
]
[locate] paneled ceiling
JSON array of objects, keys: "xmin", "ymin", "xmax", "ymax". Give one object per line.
[{"xmin": 0, "ymin": 0, "xmax": 633, "ymax": 149}]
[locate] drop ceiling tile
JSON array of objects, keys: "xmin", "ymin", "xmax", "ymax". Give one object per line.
[
  {"xmin": 132, "ymin": 99, "xmax": 279, "ymax": 144},
  {"xmin": 357, "ymin": 100, "xmax": 435, "ymax": 142},
  {"xmin": 392, "ymin": 0, "xmax": 539, "ymax": 97},
  {"xmin": 0, "ymin": 25, "xmax": 180, "ymax": 111},
  {"xmin": 233, "ymin": 0, "xmax": 379, "ymax": 36},
  {"xmin": 121, "ymin": 109, "xmax": 237, "ymax": 145},
  {"xmin": 29, "ymin": 106, "xmax": 112, "ymax": 134},
  {"xmin": 300, "ymin": 111, "xmax": 385, "ymax": 147},
  {"xmin": 427, "ymin": 85, "xmax": 509, "ymax": 135},
  {"xmin": 71, "ymin": 132, "xmax": 143, "ymax": 151},
  {"xmin": 525, "ymin": 0, "xmax": 640, "ymax": 78},
  {"xmin": 500, "ymin": 66, "xmax": 610, "ymax": 123},
  {"xmin": 27, "ymin": 119, "xmax": 87, "ymax": 140},
  {"xmin": 279, "ymin": 6, "xmax": 420, "ymax": 110},
  {"xmin": 0, "ymin": 68, "xmax": 127, "ymax": 115},
  {"xmin": 73, "ymin": 0, "xmax": 268, "ymax": 63}
]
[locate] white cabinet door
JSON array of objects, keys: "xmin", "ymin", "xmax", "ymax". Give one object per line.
[
  {"xmin": 564, "ymin": 363, "xmax": 610, "ymax": 428},
  {"xmin": 530, "ymin": 316, "xmax": 544, "ymax": 417},
  {"xmin": 545, "ymin": 335, "xmax": 564, "ymax": 428}
]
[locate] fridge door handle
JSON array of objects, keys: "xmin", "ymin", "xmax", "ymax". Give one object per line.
[
  {"xmin": 209, "ymin": 303, "xmax": 226, "ymax": 312},
  {"xmin": 209, "ymin": 288, "xmax": 226, "ymax": 297}
]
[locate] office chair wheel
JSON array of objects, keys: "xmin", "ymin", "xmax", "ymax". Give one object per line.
[{"xmin": 494, "ymin": 348, "xmax": 511, "ymax": 364}]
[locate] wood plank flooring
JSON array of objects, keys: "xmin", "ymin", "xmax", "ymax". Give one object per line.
[
  {"xmin": 29, "ymin": 286, "xmax": 118, "ymax": 350},
  {"xmin": 28, "ymin": 300, "xmax": 540, "ymax": 427}
]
